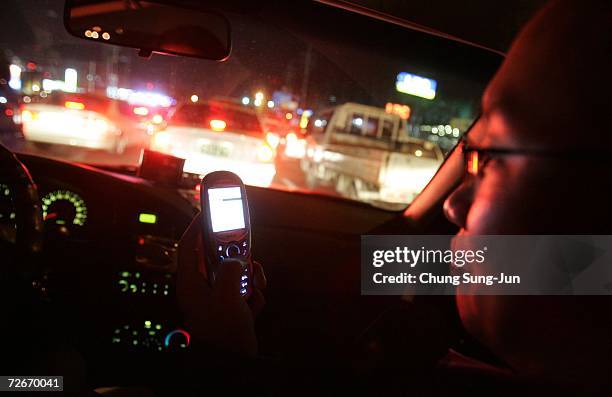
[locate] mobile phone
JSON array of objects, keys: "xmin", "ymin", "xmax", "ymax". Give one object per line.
[{"xmin": 200, "ymin": 171, "xmax": 251, "ymax": 297}]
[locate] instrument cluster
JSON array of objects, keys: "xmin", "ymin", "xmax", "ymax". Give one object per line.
[{"xmin": 41, "ymin": 189, "xmax": 88, "ymax": 236}]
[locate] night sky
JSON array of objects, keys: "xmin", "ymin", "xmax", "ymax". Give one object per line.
[{"xmin": 0, "ymin": 0, "xmax": 501, "ymax": 124}]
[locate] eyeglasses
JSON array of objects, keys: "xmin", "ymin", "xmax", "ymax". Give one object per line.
[{"xmin": 461, "ymin": 136, "xmax": 608, "ymax": 177}]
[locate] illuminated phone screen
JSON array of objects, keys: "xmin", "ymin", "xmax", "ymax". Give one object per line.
[{"xmin": 208, "ymin": 187, "xmax": 246, "ymax": 232}]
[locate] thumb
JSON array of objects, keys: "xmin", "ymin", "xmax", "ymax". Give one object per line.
[{"xmin": 213, "ymin": 259, "xmax": 245, "ymax": 297}]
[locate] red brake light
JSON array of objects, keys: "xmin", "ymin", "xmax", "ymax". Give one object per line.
[
  {"xmin": 65, "ymin": 101, "xmax": 85, "ymax": 110},
  {"xmin": 209, "ymin": 119, "xmax": 226, "ymax": 132}
]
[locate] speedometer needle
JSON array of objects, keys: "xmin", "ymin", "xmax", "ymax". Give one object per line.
[{"xmin": 45, "ymin": 212, "xmax": 58, "ymax": 220}]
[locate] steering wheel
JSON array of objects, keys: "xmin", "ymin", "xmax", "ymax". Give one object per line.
[{"xmin": 0, "ymin": 143, "xmax": 43, "ymax": 272}]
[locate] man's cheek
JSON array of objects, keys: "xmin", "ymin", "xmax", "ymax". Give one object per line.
[
  {"xmin": 466, "ymin": 176, "xmax": 520, "ymax": 234},
  {"xmin": 465, "ymin": 197, "xmax": 504, "ymax": 234}
]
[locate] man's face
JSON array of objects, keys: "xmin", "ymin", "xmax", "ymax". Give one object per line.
[{"xmin": 440, "ymin": 0, "xmax": 611, "ymax": 386}]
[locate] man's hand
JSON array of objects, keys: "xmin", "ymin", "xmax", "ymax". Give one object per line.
[{"xmin": 176, "ymin": 213, "xmax": 266, "ymax": 357}]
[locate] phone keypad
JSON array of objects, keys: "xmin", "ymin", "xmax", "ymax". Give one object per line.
[
  {"xmin": 240, "ymin": 269, "xmax": 249, "ymax": 296},
  {"xmin": 215, "ymin": 241, "xmax": 250, "ymax": 296}
]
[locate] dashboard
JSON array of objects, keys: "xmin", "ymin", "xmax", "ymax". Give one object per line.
[
  {"xmin": 9, "ymin": 152, "xmax": 403, "ymax": 385},
  {"xmin": 17, "ymin": 154, "xmax": 198, "ymax": 361}
]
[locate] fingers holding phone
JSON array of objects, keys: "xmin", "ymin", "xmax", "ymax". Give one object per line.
[{"xmin": 176, "ymin": 171, "xmax": 266, "ymax": 356}]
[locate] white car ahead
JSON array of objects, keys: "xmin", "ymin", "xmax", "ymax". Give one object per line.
[
  {"xmin": 20, "ymin": 94, "xmax": 125, "ymax": 153},
  {"xmin": 150, "ymin": 102, "xmax": 276, "ymax": 187}
]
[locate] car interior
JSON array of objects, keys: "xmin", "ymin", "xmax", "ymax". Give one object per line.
[{"xmin": 2, "ymin": 0, "xmax": 593, "ymax": 395}]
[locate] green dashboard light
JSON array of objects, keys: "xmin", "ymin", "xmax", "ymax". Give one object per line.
[{"xmin": 139, "ymin": 213, "xmax": 157, "ymax": 224}]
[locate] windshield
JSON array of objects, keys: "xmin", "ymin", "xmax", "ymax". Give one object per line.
[{"xmin": 0, "ymin": 0, "xmax": 501, "ymax": 210}]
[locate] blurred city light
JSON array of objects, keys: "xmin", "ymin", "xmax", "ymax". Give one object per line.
[
  {"xmin": 385, "ymin": 102, "xmax": 411, "ymax": 120},
  {"xmin": 9, "ymin": 64, "xmax": 21, "ymax": 90},
  {"xmin": 64, "ymin": 68, "xmax": 78, "ymax": 93},
  {"xmin": 267, "ymin": 100, "xmax": 274, "ymax": 108},
  {"xmin": 42, "ymin": 79, "xmax": 64, "ymax": 92},
  {"xmin": 254, "ymin": 92, "xmax": 264, "ymax": 107},
  {"xmin": 107, "ymin": 87, "xmax": 174, "ymax": 107},
  {"xmin": 241, "ymin": 96, "xmax": 250, "ymax": 105},
  {"xmin": 396, "ymin": 72, "xmax": 437, "ymax": 100},
  {"xmin": 190, "ymin": 94, "xmax": 199, "ymax": 103}
]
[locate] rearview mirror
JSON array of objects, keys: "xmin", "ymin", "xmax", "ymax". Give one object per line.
[{"xmin": 64, "ymin": 0, "xmax": 231, "ymax": 61}]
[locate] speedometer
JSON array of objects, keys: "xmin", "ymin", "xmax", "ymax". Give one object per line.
[{"xmin": 42, "ymin": 190, "xmax": 88, "ymax": 227}]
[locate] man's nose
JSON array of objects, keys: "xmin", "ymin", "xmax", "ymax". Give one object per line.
[{"xmin": 443, "ymin": 179, "xmax": 475, "ymax": 230}]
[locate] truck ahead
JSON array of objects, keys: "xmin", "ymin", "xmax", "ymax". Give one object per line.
[{"xmin": 301, "ymin": 103, "xmax": 443, "ymax": 208}]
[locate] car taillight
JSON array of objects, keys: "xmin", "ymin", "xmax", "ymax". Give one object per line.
[
  {"xmin": 209, "ymin": 119, "xmax": 227, "ymax": 132},
  {"xmin": 65, "ymin": 101, "xmax": 85, "ymax": 110},
  {"xmin": 257, "ymin": 143, "xmax": 275, "ymax": 162},
  {"xmin": 133, "ymin": 106, "xmax": 149, "ymax": 116}
]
